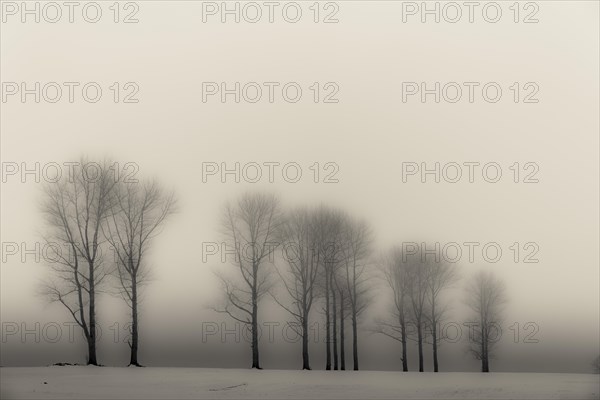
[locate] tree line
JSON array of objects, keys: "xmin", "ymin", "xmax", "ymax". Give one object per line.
[
  {"xmin": 212, "ymin": 192, "xmax": 507, "ymax": 373},
  {"xmin": 40, "ymin": 161, "xmax": 506, "ymax": 372}
]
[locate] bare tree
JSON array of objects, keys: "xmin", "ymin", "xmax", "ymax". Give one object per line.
[
  {"xmin": 377, "ymin": 246, "xmax": 457, "ymax": 372},
  {"xmin": 214, "ymin": 192, "xmax": 280, "ymax": 369},
  {"xmin": 333, "ymin": 267, "xmax": 351, "ymax": 370},
  {"xmin": 340, "ymin": 217, "xmax": 372, "ymax": 371},
  {"xmin": 465, "ymin": 270, "xmax": 507, "ymax": 373},
  {"xmin": 405, "ymin": 250, "xmax": 429, "ymax": 372},
  {"xmin": 313, "ymin": 206, "xmax": 346, "ymax": 370},
  {"xmin": 103, "ymin": 180, "xmax": 175, "ymax": 366},
  {"xmin": 424, "ymin": 259, "xmax": 459, "ymax": 372},
  {"xmin": 271, "ymin": 208, "xmax": 320, "ymax": 370},
  {"xmin": 304, "ymin": 206, "xmax": 344, "ymax": 370},
  {"xmin": 329, "ymin": 255, "xmax": 346, "ymax": 371},
  {"xmin": 325, "ymin": 227, "xmax": 343, "ymax": 371},
  {"xmin": 375, "ymin": 246, "xmax": 411, "ymax": 372},
  {"xmin": 318, "ymin": 255, "xmax": 332, "ymax": 371},
  {"xmin": 40, "ymin": 159, "xmax": 117, "ymax": 365},
  {"xmin": 332, "ymin": 265, "xmax": 338, "ymax": 371}
]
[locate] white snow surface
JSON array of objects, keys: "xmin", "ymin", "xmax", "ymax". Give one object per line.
[{"xmin": 1, "ymin": 367, "xmax": 598, "ymax": 399}]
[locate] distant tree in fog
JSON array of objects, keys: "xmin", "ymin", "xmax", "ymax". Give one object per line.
[
  {"xmin": 375, "ymin": 246, "xmax": 411, "ymax": 372},
  {"xmin": 424, "ymin": 258, "xmax": 459, "ymax": 372},
  {"xmin": 333, "ymin": 263, "xmax": 351, "ymax": 370},
  {"xmin": 312, "ymin": 207, "xmax": 368, "ymax": 371},
  {"xmin": 465, "ymin": 270, "xmax": 507, "ymax": 373},
  {"xmin": 213, "ymin": 192, "xmax": 280, "ymax": 369},
  {"xmin": 339, "ymin": 216, "xmax": 373, "ymax": 371},
  {"xmin": 40, "ymin": 159, "xmax": 117, "ymax": 366},
  {"xmin": 376, "ymin": 245, "xmax": 459, "ymax": 373},
  {"xmin": 103, "ymin": 180, "xmax": 175, "ymax": 366},
  {"xmin": 405, "ymin": 249, "xmax": 429, "ymax": 372},
  {"xmin": 313, "ymin": 206, "xmax": 346, "ymax": 371},
  {"xmin": 272, "ymin": 207, "xmax": 321, "ymax": 370},
  {"xmin": 592, "ymin": 355, "xmax": 600, "ymax": 374}
]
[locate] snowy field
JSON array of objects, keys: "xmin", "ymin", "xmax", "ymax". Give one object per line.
[{"xmin": 1, "ymin": 367, "xmax": 598, "ymax": 399}]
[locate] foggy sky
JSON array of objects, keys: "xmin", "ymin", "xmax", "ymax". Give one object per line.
[{"xmin": 1, "ymin": 1, "xmax": 598, "ymax": 373}]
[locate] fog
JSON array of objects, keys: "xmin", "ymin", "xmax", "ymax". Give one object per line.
[{"xmin": 1, "ymin": 1, "xmax": 598, "ymax": 374}]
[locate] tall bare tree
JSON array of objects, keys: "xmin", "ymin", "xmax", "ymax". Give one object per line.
[
  {"xmin": 340, "ymin": 217, "xmax": 372, "ymax": 370},
  {"xmin": 466, "ymin": 270, "xmax": 507, "ymax": 373},
  {"xmin": 375, "ymin": 246, "xmax": 411, "ymax": 372},
  {"xmin": 214, "ymin": 192, "xmax": 280, "ymax": 369},
  {"xmin": 405, "ymin": 250, "xmax": 429, "ymax": 372},
  {"xmin": 328, "ymin": 250, "xmax": 347, "ymax": 371},
  {"xmin": 424, "ymin": 259, "xmax": 459, "ymax": 372},
  {"xmin": 41, "ymin": 159, "xmax": 117, "ymax": 365},
  {"xmin": 313, "ymin": 206, "xmax": 345, "ymax": 370},
  {"xmin": 333, "ymin": 268, "xmax": 351, "ymax": 370},
  {"xmin": 272, "ymin": 208, "xmax": 320, "ymax": 370},
  {"xmin": 104, "ymin": 180, "xmax": 176, "ymax": 366}
]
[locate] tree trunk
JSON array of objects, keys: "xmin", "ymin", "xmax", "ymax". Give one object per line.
[
  {"xmin": 432, "ymin": 327, "xmax": 439, "ymax": 372},
  {"xmin": 302, "ymin": 315, "xmax": 310, "ymax": 370},
  {"xmin": 325, "ymin": 271, "xmax": 331, "ymax": 370},
  {"xmin": 87, "ymin": 263, "xmax": 98, "ymax": 366},
  {"xmin": 332, "ymin": 277, "xmax": 338, "ymax": 370},
  {"xmin": 129, "ymin": 275, "xmax": 140, "ymax": 366},
  {"xmin": 74, "ymin": 263, "xmax": 93, "ymax": 366},
  {"xmin": 352, "ymin": 264, "xmax": 358, "ymax": 371},
  {"xmin": 400, "ymin": 318, "xmax": 408, "ymax": 372},
  {"xmin": 481, "ymin": 325, "xmax": 488, "ymax": 372},
  {"xmin": 417, "ymin": 321, "xmax": 424, "ymax": 372},
  {"xmin": 340, "ymin": 290, "xmax": 345, "ymax": 370},
  {"xmin": 432, "ymin": 323, "xmax": 438, "ymax": 372},
  {"xmin": 251, "ymin": 269, "xmax": 260, "ymax": 369},
  {"xmin": 482, "ymin": 347, "xmax": 489, "ymax": 373},
  {"xmin": 86, "ymin": 336, "xmax": 96, "ymax": 365},
  {"xmin": 352, "ymin": 314, "xmax": 359, "ymax": 370},
  {"xmin": 251, "ymin": 302, "xmax": 260, "ymax": 369}
]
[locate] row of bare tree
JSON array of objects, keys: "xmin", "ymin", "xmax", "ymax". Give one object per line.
[
  {"xmin": 377, "ymin": 247, "xmax": 506, "ymax": 373},
  {"xmin": 213, "ymin": 194, "xmax": 372, "ymax": 371},
  {"xmin": 41, "ymin": 160, "xmax": 176, "ymax": 366},
  {"xmin": 40, "ymin": 166, "xmax": 505, "ymax": 372},
  {"xmin": 214, "ymin": 192, "xmax": 507, "ymax": 373}
]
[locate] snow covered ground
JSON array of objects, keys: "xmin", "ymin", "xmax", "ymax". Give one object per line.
[{"xmin": 1, "ymin": 367, "xmax": 598, "ymax": 399}]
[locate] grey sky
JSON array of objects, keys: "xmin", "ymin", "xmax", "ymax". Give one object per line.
[{"xmin": 1, "ymin": 1, "xmax": 598, "ymax": 372}]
